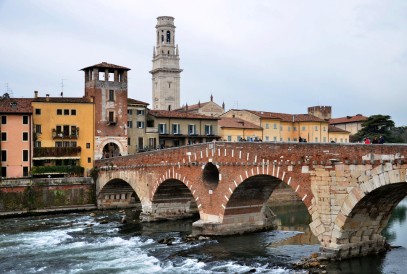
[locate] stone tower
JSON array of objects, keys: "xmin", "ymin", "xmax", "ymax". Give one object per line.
[
  {"xmin": 308, "ymin": 106, "xmax": 332, "ymax": 120},
  {"xmin": 150, "ymin": 16, "xmax": 183, "ymax": 110},
  {"xmin": 82, "ymin": 62, "xmax": 129, "ymax": 159}
]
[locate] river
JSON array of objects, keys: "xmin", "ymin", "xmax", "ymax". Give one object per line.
[{"xmin": 0, "ymin": 198, "xmax": 406, "ymax": 273}]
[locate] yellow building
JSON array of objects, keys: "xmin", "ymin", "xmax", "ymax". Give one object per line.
[
  {"xmin": 222, "ymin": 109, "xmax": 349, "ymax": 143},
  {"xmin": 218, "ymin": 117, "xmax": 262, "ymax": 141},
  {"xmin": 32, "ymin": 93, "xmax": 95, "ymax": 176},
  {"xmin": 328, "ymin": 125, "xmax": 350, "ymax": 143}
]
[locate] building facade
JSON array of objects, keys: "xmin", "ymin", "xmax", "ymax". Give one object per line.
[
  {"xmin": 31, "ymin": 93, "xmax": 95, "ymax": 176},
  {"xmin": 82, "ymin": 62, "xmax": 129, "ymax": 159},
  {"xmin": 127, "ymin": 98, "xmax": 158, "ymax": 153},
  {"xmin": 218, "ymin": 117, "xmax": 262, "ymax": 142},
  {"xmin": 0, "ymin": 97, "xmax": 33, "ymax": 178},
  {"xmin": 147, "ymin": 110, "xmax": 219, "ymax": 148},
  {"xmin": 150, "ymin": 16, "xmax": 182, "ymax": 111},
  {"xmin": 222, "ymin": 109, "xmax": 349, "ymax": 143},
  {"xmin": 329, "ymin": 114, "xmax": 368, "ymax": 135}
]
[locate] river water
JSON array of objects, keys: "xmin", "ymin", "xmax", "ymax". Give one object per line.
[{"xmin": 0, "ymin": 198, "xmax": 406, "ymax": 274}]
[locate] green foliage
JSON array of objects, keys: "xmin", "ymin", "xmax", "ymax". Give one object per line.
[
  {"xmin": 353, "ymin": 115, "xmax": 397, "ymax": 142},
  {"xmin": 31, "ymin": 165, "xmax": 84, "ymax": 176}
]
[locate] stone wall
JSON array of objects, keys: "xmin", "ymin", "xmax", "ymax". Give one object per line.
[{"xmin": 0, "ymin": 177, "xmax": 95, "ymax": 214}]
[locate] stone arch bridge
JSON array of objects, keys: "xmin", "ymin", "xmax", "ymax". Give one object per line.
[{"xmin": 94, "ymin": 142, "xmax": 407, "ymax": 259}]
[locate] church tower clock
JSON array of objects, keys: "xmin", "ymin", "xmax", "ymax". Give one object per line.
[{"xmin": 150, "ymin": 16, "xmax": 183, "ymax": 110}]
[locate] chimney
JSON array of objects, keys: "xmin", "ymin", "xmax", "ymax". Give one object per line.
[
  {"xmin": 222, "ymin": 102, "xmax": 225, "ymax": 110},
  {"xmin": 185, "ymin": 103, "xmax": 188, "ymax": 111},
  {"xmin": 210, "ymin": 94, "xmax": 213, "ymax": 102},
  {"xmin": 34, "ymin": 91, "xmax": 38, "ymax": 98},
  {"xmin": 46, "ymin": 94, "xmax": 49, "ymax": 102}
]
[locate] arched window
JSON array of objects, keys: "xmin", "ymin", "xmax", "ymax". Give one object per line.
[
  {"xmin": 161, "ymin": 35, "xmax": 164, "ymax": 43},
  {"xmin": 166, "ymin": 31, "xmax": 171, "ymax": 43}
]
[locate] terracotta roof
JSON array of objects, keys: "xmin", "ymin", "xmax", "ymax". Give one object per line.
[
  {"xmin": 175, "ymin": 101, "xmax": 210, "ymax": 111},
  {"xmin": 0, "ymin": 98, "xmax": 33, "ymax": 114},
  {"xmin": 329, "ymin": 114, "xmax": 368, "ymax": 124},
  {"xmin": 328, "ymin": 125, "xmax": 350, "ymax": 133},
  {"xmin": 128, "ymin": 98, "xmax": 149, "ymax": 106},
  {"xmin": 219, "ymin": 117, "xmax": 262, "ymax": 129},
  {"xmin": 244, "ymin": 110, "xmax": 327, "ymax": 122},
  {"xmin": 80, "ymin": 62, "xmax": 130, "ymax": 71},
  {"xmin": 33, "ymin": 97, "xmax": 92, "ymax": 103},
  {"xmin": 148, "ymin": 110, "xmax": 219, "ymax": 120}
]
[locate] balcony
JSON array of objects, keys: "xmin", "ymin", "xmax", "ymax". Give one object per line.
[
  {"xmin": 52, "ymin": 129, "xmax": 79, "ymax": 139},
  {"xmin": 33, "ymin": 147, "xmax": 81, "ymax": 158},
  {"xmin": 146, "ymin": 127, "xmax": 158, "ymax": 133}
]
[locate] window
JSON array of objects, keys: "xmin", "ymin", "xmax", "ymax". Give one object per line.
[
  {"xmin": 23, "ymin": 167, "xmax": 28, "ymax": 177},
  {"xmin": 280, "ymin": 137, "xmax": 283, "ymax": 141},
  {"xmin": 57, "ymin": 109, "xmax": 62, "ymax": 115},
  {"xmin": 86, "ymin": 143, "xmax": 90, "ymax": 149},
  {"xmin": 166, "ymin": 30, "xmax": 171, "ymax": 43},
  {"xmin": 35, "ymin": 109, "xmax": 41, "ymax": 115},
  {"xmin": 302, "ymin": 126, "xmax": 306, "ymax": 131},
  {"xmin": 70, "ymin": 142, "xmax": 77, "ymax": 147},
  {"xmin": 127, "ymin": 121, "xmax": 133, "ymax": 128},
  {"xmin": 88, "ymin": 157, "xmax": 91, "ymax": 163},
  {"xmin": 315, "ymin": 126, "xmax": 319, "ymax": 131},
  {"xmin": 55, "ymin": 142, "xmax": 63, "ymax": 147},
  {"xmin": 188, "ymin": 124, "xmax": 197, "ymax": 135},
  {"xmin": 71, "ymin": 109, "xmax": 76, "ymax": 116},
  {"xmin": 99, "ymin": 71, "xmax": 105, "ymax": 81},
  {"xmin": 205, "ymin": 125, "xmax": 213, "ymax": 135},
  {"xmin": 35, "ymin": 141, "xmax": 41, "ymax": 148},
  {"xmin": 64, "ymin": 109, "xmax": 69, "ymax": 115},
  {"xmin": 108, "ymin": 72, "xmax": 114, "ymax": 82},
  {"xmin": 294, "ymin": 138, "xmax": 297, "ymax": 141},
  {"xmin": 293, "ymin": 126, "xmax": 297, "ymax": 131},
  {"xmin": 237, "ymin": 135, "xmax": 241, "ymax": 141},
  {"xmin": 23, "ymin": 132, "xmax": 28, "ymax": 141},
  {"xmin": 63, "ymin": 125, "xmax": 69, "ymax": 136},
  {"xmin": 227, "ymin": 136, "xmax": 231, "ymax": 142},
  {"xmin": 323, "ymin": 137, "xmax": 327, "ymax": 142},
  {"xmin": 315, "ymin": 137, "xmax": 318, "ymax": 142},
  {"xmin": 172, "ymin": 123, "xmax": 180, "ymax": 134},
  {"xmin": 288, "ymin": 137, "xmax": 291, "ymax": 141},
  {"xmin": 23, "ymin": 115, "xmax": 28, "ymax": 124},
  {"xmin": 265, "ymin": 136, "xmax": 269, "ymax": 141},
  {"xmin": 109, "ymin": 90, "xmax": 114, "ymax": 101},
  {"xmin": 1, "ymin": 150, "xmax": 6, "ymax": 161},
  {"xmin": 1, "ymin": 116, "xmax": 6, "ymax": 124},
  {"xmin": 273, "ymin": 136, "xmax": 277, "ymax": 141},
  {"xmin": 149, "ymin": 138, "xmax": 156, "ymax": 149},
  {"xmin": 137, "ymin": 109, "xmax": 145, "ymax": 115},
  {"xmin": 23, "ymin": 150, "xmax": 28, "ymax": 162},
  {"xmin": 1, "ymin": 132, "xmax": 6, "ymax": 141},
  {"xmin": 345, "ymin": 138, "xmax": 348, "ymax": 142},
  {"xmin": 127, "ymin": 137, "xmax": 131, "ymax": 145},
  {"xmin": 108, "ymin": 111, "xmax": 115, "ymax": 122},
  {"xmin": 35, "ymin": 124, "xmax": 42, "ymax": 134},
  {"xmin": 288, "ymin": 126, "xmax": 291, "ymax": 131},
  {"xmin": 323, "ymin": 126, "xmax": 326, "ymax": 132},
  {"xmin": 127, "ymin": 109, "xmax": 133, "ymax": 115},
  {"xmin": 1, "ymin": 167, "xmax": 6, "ymax": 177},
  {"xmin": 158, "ymin": 123, "xmax": 167, "ymax": 134},
  {"xmin": 71, "ymin": 126, "xmax": 77, "ymax": 137},
  {"xmin": 340, "ymin": 138, "xmax": 343, "ymax": 143},
  {"xmin": 137, "ymin": 121, "xmax": 145, "ymax": 129},
  {"xmin": 265, "ymin": 123, "xmax": 269, "ymax": 129},
  {"xmin": 280, "ymin": 126, "xmax": 283, "ymax": 131},
  {"xmin": 273, "ymin": 123, "xmax": 277, "ymax": 129}
]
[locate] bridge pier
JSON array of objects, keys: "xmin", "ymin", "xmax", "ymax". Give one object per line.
[
  {"xmin": 192, "ymin": 205, "xmax": 277, "ymax": 236},
  {"xmin": 139, "ymin": 200, "xmax": 196, "ymax": 222}
]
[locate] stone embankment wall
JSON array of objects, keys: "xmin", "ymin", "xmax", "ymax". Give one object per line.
[{"xmin": 0, "ymin": 177, "xmax": 95, "ymax": 216}]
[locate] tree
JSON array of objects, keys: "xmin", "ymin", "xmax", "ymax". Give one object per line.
[{"xmin": 352, "ymin": 115, "xmax": 396, "ymax": 143}]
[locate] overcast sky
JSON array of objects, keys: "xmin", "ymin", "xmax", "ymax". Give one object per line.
[{"xmin": 0, "ymin": 0, "xmax": 406, "ymax": 125}]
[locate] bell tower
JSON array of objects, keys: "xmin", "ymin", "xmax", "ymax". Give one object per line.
[{"xmin": 150, "ymin": 16, "xmax": 183, "ymax": 110}]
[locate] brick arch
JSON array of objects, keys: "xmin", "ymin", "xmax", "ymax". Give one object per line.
[
  {"xmin": 325, "ymin": 166, "xmax": 407, "ymax": 258},
  {"xmin": 221, "ymin": 166, "xmax": 310, "ymax": 217},
  {"xmin": 151, "ymin": 173, "xmax": 204, "ymax": 218},
  {"xmin": 98, "ymin": 138, "xmax": 126, "ymax": 159},
  {"xmin": 97, "ymin": 177, "xmax": 141, "ymax": 209}
]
